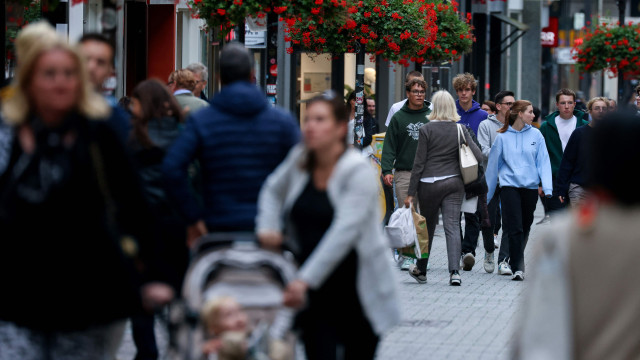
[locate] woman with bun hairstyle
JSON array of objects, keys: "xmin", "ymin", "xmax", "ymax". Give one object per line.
[{"xmin": 485, "ymin": 100, "xmax": 553, "ymax": 281}]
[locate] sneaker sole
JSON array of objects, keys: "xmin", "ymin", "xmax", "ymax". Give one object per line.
[
  {"xmin": 484, "ymin": 264, "xmax": 495, "ymax": 273},
  {"xmin": 450, "ymin": 280, "xmax": 461, "ymax": 286},
  {"xmin": 409, "ymin": 272, "xmax": 427, "ymax": 284},
  {"xmin": 512, "ymin": 275, "xmax": 524, "ymax": 281},
  {"xmin": 462, "ymin": 255, "xmax": 475, "ymax": 271},
  {"xmin": 498, "ymin": 270, "xmax": 513, "ymax": 276}
]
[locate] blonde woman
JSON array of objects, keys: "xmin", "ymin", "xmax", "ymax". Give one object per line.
[
  {"xmin": 404, "ymin": 90, "xmax": 483, "ymax": 286},
  {"xmin": 0, "ymin": 23, "xmax": 169, "ymax": 358}
]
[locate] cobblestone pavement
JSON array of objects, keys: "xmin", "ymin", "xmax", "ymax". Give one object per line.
[
  {"xmin": 118, "ymin": 202, "xmax": 547, "ymax": 360},
  {"xmin": 376, "ymin": 201, "xmax": 547, "ymax": 360}
]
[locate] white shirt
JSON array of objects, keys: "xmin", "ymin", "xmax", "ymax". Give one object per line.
[
  {"xmin": 173, "ymin": 89, "xmax": 191, "ymax": 96},
  {"xmin": 385, "ymin": 99, "xmax": 407, "ymax": 127},
  {"xmin": 555, "ymin": 115, "xmax": 577, "ymax": 151}
]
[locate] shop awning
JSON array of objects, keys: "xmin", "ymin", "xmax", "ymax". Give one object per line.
[{"xmin": 492, "ymin": 13, "xmax": 530, "ymax": 54}]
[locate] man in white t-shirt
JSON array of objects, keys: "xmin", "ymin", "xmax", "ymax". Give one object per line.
[
  {"xmin": 385, "ymin": 71, "xmax": 425, "ymax": 127},
  {"xmin": 540, "ymin": 88, "xmax": 589, "ymax": 214}
]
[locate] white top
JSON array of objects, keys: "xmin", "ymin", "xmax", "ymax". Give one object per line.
[
  {"xmin": 385, "ymin": 99, "xmax": 407, "ymax": 127},
  {"xmin": 347, "ymin": 119, "xmax": 355, "ymax": 145},
  {"xmin": 173, "ymin": 89, "xmax": 191, "ymax": 96},
  {"xmin": 555, "ymin": 115, "xmax": 577, "ymax": 151},
  {"xmin": 420, "ymin": 174, "xmax": 457, "ymax": 183}
]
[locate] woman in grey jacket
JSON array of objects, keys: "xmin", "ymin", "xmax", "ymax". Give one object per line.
[
  {"xmin": 256, "ymin": 92, "xmax": 400, "ymax": 359},
  {"xmin": 405, "ymin": 90, "xmax": 483, "ymax": 286}
]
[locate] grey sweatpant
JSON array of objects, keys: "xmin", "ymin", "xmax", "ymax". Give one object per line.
[{"xmin": 416, "ymin": 176, "xmax": 465, "ymax": 273}]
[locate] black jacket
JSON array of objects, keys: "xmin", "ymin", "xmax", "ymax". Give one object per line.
[
  {"xmin": 554, "ymin": 124, "xmax": 592, "ymax": 198},
  {"xmin": 0, "ymin": 114, "xmax": 156, "ymax": 331}
]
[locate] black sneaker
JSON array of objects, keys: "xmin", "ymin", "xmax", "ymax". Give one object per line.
[
  {"xmin": 450, "ymin": 270, "xmax": 461, "ymax": 286},
  {"xmin": 408, "ymin": 264, "xmax": 427, "ymax": 284},
  {"xmin": 461, "ymin": 253, "xmax": 475, "ymax": 271}
]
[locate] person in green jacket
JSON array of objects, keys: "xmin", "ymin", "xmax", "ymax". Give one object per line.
[{"xmin": 539, "ymin": 88, "xmax": 589, "ymax": 214}]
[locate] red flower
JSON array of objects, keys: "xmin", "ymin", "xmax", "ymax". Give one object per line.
[
  {"xmin": 441, "ymin": 32, "xmax": 447, "ymax": 37},
  {"xmin": 364, "ymin": 12, "xmax": 371, "ymax": 17},
  {"xmin": 217, "ymin": 9, "xmax": 225, "ymax": 15},
  {"xmin": 360, "ymin": 38, "xmax": 369, "ymax": 44},
  {"xmin": 348, "ymin": 6, "xmax": 358, "ymax": 13},
  {"xmin": 370, "ymin": 31, "xmax": 378, "ymax": 39},
  {"xmin": 233, "ymin": 0, "xmax": 242, "ymax": 5},
  {"xmin": 345, "ymin": 19, "xmax": 357, "ymax": 29},
  {"xmin": 286, "ymin": 47, "xmax": 294, "ymax": 54},
  {"xmin": 361, "ymin": 24, "xmax": 370, "ymax": 33},
  {"xmin": 317, "ymin": 37, "xmax": 326, "ymax": 44},
  {"xmin": 311, "ymin": 7, "xmax": 320, "ymax": 14},
  {"xmin": 273, "ymin": 6, "xmax": 287, "ymax": 14},
  {"xmin": 630, "ymin": 47, "xmax": 635, "ymax": 52},
  {"xmin": 451, "ymin": 49, "xmax": 457, "ymax": 55},
  {"xmin": 460, "ymin": 34, "xmax": 464, "ymax": 39},
  {"xmin": 373, "ymin": 6, "xmax": 381, "ymax": 12},
  {"xmin": 315, "ymin": 0, "xmax": 323, "ymax": 4},
  {"xmin": 391, "ymin": 12, "xmax": 403, "ymax": 20}
]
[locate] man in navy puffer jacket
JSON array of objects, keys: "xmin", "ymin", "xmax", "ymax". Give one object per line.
[{"xmin": 163, "ymin": 43, "xmax": 300, "ymax": 245}]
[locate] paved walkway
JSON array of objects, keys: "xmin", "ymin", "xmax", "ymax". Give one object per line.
[
  {"xmin": 118, "ymin": 202, "xmax": 547, "ymax": 360},
  {"xmin": 376, "ymin": 201, "xmax": 546, "ymax": 360}
]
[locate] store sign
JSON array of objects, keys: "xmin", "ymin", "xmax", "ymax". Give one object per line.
[
  {"xmin": 245, "ymin": 24, "xmax": 266, "ymax": 49},
  {"xmin": 541, "ymin": 17, "xmax": 559, "ymax": 47},
  {"xmin": 555, "ymin": 47, "xmax": 577, "ymax": 65},
  {"xmin": 266, "ymin": 84, "xmax": 277, "ymax": 95}
]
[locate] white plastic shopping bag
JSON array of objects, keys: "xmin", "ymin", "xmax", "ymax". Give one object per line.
[{"xmin": 385, "ymin": 204, "xmax": 417, "ymax": 248}]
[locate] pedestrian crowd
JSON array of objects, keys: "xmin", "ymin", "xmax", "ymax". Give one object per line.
[{"xmin": 0, "ymin": 21, "xmax": 639, "ymax": 360}]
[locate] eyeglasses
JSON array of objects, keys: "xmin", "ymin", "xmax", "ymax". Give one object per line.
[
  {"xmin": 500, "ymin": 102, "xmax": 514, "ymax": 106},
  {"xmin": 411, "ymin": 90, "xmax": 426, "ymax": 95}
]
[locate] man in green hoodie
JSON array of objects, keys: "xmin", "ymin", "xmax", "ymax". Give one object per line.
[{"xmin": 540, "ymin": 88, "xmax": 589, "ymax": 214}]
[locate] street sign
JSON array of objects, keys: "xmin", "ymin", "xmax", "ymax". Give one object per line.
[{"xmin": 245, "ymin": 24, "xmax": 266, "ymax": 49}]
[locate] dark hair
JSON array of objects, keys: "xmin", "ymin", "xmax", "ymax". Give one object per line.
[
  {"xmin": 302, "ymin": 91, "xmax": 349, "ymax": 170},
  {"xmin": 499, "ymin": 100, "xmax": 532, "ymax": 133},
  {"xmin": 79, "ymin": 33, "xmax": 115, "ymax": 66},
  {"xmin": 482, "ymin": 100, "xmax": 497, "ymax": 113},
  {"xmin": 346, "ymin": 91, "xmax": 372, "ymax": 120},
  {"xmin": 220, "ymin": 42, "xmax": 253, "ymax": 85},
  {"xmin": 406, "ymin": 71, "xmax": 423, "ymax": 82},
  {"xmin": 117, "ymin": 96, "xmax": 131, "ymax": 114},
  {"xmin": 494, "ymin": 90, "xmax": 515, "ymax": 105},
  {"xmin": 555, "ymin": 88, "xmax": 576, "ymax": 103},
  {"xmin": 130, "ymin": 79, "xmax": 184, "ymax": 147},
  {"xmin": 587, "ymin": 111, "xmax": 640, "ymax": 205},
  {"xmin": 533, "ymin": 106, "xmax": 541, "ymax": 123},
  {"xmin": 405, "ymin": 78, "xmax": 428, "ymax": 92}
]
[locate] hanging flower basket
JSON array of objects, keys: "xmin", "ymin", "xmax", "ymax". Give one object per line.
[
  {"xmin": 187, "ymin": 0, "xmax": 348, "ymax": 38},
  {"xmin": 285, "ymin": 0, "xmax": 474, "ymax": 65},
  {"xmin": 573, "ymin": 22, "xmax": 640, "ymax": 78}
]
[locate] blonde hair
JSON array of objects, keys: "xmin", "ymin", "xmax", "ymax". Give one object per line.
[
  {"xmin": 428, "ymin": 90, "xmax": 461, "ymax": 122},
  {"xmin": 169, "ymin": 69, "xmax": 197, "ymax": 91},
  {"xmin": 586, "ymin": 97, "xmax": 609, "ymax": 111},
  {"xmin": 201, "ymin": 296, "xmax": 236, "ymax": 335},
  {"xmin": 1, "ymin": 22, "xmax": 110, "ymax": 125}
]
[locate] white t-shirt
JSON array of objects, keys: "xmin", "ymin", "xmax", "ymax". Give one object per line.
[
  {"xmin": 555, "ymin": 115, "xmax": 577, "ymax": 151},
  {"xmin": 385, "ymin": 99, "xmax": 407, "ymax": 127}
]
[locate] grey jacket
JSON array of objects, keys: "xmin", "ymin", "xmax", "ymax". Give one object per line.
[
  {"xmin": 477, "ymin": 115, "xmax": 503, "ymax": 167},
  {"xmin": 175, "ymin": 91, "xmax": 209, "ymax": 116},
  {"xmin": 256, "ymin": 144, "xmax": 401, "ymax": 335},
  {"xmin": 408, "ymin": 121, "xmax": 483, "ymax": 197}
]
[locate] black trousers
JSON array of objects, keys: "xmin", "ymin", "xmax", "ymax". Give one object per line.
[
  {"xmin": 500, "ymin": 187, "xmax": 538, "ymax": 273},
  {"xmin": 301, "ymin": 310, "xmax": 378, "ymax": 360},
  {"xmin": 460, "ymin": 211, "xmax": 494, "ymax": 256},
  {"xmin": 488, "ymin": 188, "xmax": 510, "ymax": 263},
  {"xmin": 132, "ymin": 314, "xmax": 158, "ymax": 360}
]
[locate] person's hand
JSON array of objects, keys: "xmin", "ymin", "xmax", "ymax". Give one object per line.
[
  {"xmin": 202, "ymin": 338, "xmax": 223, "ymax": 355},
  {"xmin": 559, "ymin": 196, "xmax": 565, "ymax": 204},
  {"xmin": 538, "ymin": 186, "xmax": 544, "ymax": 197},
  {"xmin": 404, "ymin": 196, "xmax": 414, "ymax": 208},
  {"xmin": 283, "ymin": 280, "xmax": 308, "ymax": 309},
  {"xmin": 258, "ymin": 231, "xmax": 283, "ymax": 249},
  {"xmin": 141, "ymin": 282, "xmax": 175, "ymax": 313},
  {"xmin": 186, "ymin": 220, "xmax": 208, "ymax": 248},
  {"xmin": 383, "ymin": 174, "xmax": 394, "ymax": 187}
]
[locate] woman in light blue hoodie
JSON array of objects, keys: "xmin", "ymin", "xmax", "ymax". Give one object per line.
[{"xmin": 485, "ymin": 100, "xmax": 553, "ymax": 281}]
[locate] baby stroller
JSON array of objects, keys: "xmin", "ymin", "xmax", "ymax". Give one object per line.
[{"xmin": 166, "ymin": 233, "xmax": 299, "ymax": 360}]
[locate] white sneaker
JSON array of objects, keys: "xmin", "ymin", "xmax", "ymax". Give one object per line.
[
  {"xmin": 450, "ymin": 270, "xmax": 461, "ymax": 286},
  {"xmin": 494, "ymin": 235, "xmax": 499, "ymax": 249},
  {"xmin": 498, "ymin": 261, "xmax": 513, "ymax": 276},
  {"xmin": 401, "ymin": 258, "xmax": 414, "ymax": 271},
  {"xmin": 512, "ymin": 271, "xmax": 524, "ymax": 281},
  {"xmin": 461, "ymin": 253, "xmax": 475, "ymax": 271},
  {"xmin": 484, "ymin": 251, "xmax": 495, "ymax": 273}
]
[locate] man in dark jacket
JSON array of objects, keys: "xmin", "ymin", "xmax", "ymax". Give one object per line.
[
  {"xmin": 540, "ymin": 88, "xmax": 589, "ymax": 214},
  {"xmin": 163, "ymin": 43, "xmax": 300, "ymax": 246},
  {"xmin": 453, "ymin": 73, "xmax": 491, "ymax": 273},
  {"xmin": 453, "ymin": 73, "xmax": 488, "ymax": 136}
]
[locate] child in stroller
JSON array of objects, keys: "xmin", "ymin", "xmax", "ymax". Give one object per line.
[{"xmin": 168, "ymin": 233, "xmax": 298, "ymax": 360}]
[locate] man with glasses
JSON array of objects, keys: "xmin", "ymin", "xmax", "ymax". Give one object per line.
[
  {"xmin": 382, "ymin": 78, "xmax": 431, "ymax": 270},
  {"xmin": 476, "ymin": 90, "xmax": 515, "ymax": 275},
  {"xmin": 385, "ymin": 71, "xmax": 426, "ymax": 127},
  {"xmin": 186, "ymin": 62, "xmax": 209, "ymax": 101},
  {"xmin": 554, "ymin": 97, "xmax": 609, "ymax": 207},
  {"xmin": 540, "ymin": 88, "xmax": 589, "ymax": 214}
]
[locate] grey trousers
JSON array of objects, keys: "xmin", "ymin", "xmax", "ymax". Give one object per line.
[
  {"xmin": 416, "ymin": 177, "xmax": 465, "ymax": 273},
  {"xmin": 569, "ymin": 183, "xmax": 587, "ymax": 206}
]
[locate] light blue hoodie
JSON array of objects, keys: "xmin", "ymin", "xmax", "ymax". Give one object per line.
[{"xmin": 486, "ymin": 124, "xmax": 553, "ymax": 202}]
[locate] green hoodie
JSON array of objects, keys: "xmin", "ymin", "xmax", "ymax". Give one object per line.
[
  {"xmin": 381, "ymin": 101, "xmax": 431, "ymax": 175},
  {"xmin": 540, "ymin": 109, "xmax": 589, "ymax": 177}
]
